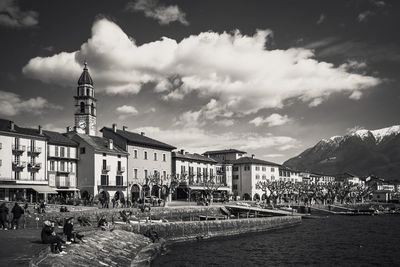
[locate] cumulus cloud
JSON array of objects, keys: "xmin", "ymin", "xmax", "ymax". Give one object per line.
[
  {"xmin": 134, "ymin": 126, "xmax": 300, "ymax": 153},
  {"xmin": 358, "ymin": 11, "xmax": 374, "ymax": 22},
  {"xmin": 23, "ymin": 18, "xmax": 381, "ymax": 119},
  {"xmin": 0, "ymin": 0, "xmax": 38, "ymax": 28},
  {"xmin": 250, "ymin": 113, "xmax": 291, "ymax": 127},
  {"xmin": 215, "ymin": 119, "xmax": 234, "ymax": 127},
  {"xmin": 317, "ymin": 14, "xmax": 325, "ymax": 24},
  {"xmin": 0, "ymin": 90, "xmax": 62, "ymax": 116},
  {"xmin": 115, "ymin": 105, "xmax": 138, "ymax": 120},
  {"xmin": 263, "ymin": 153, "xmax": 284, "ymax": 158},
  {"xmin": 126, "ymin": 0, "xmax": 188, "ymax": 25}
]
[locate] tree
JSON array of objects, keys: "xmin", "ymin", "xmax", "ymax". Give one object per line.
[
  {"xmin": 201, "ymin": 174, "xmax": 222, "ymax": 205},
  {"xmin": 352, "ymin": 183, "xmax": 373, "ymax": 203}
]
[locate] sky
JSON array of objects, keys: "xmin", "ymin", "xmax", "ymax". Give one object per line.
[{"xmin": 0, "ymin": 0, "xmax": 399, "ymax": 163}]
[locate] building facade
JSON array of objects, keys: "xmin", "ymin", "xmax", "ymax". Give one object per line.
[
  {"xmin": 102, "ymin": 124, "xmax": 176, "ymax": 202},
  {"xmin": 172, "ymin": 150, "xmax": 231, "ymax": 200},
  {"xmin": 67, "ymin": 133, "xmax": 129, "ymax": 201},
  {"xmin": 231, "ymin": 156, "xmax": 281, "ymax": 201},
  {"xmin": 0, "ymin": 119, "xmax": 56, "ymax": 202},
  {"xmin": 43, "ymin": 130, "xmax": 79, "ymax": 197}
]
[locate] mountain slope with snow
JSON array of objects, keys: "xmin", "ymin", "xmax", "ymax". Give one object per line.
[{"xmin": 284, "ymin": 125, "xmax": 400, "ymax": 180}]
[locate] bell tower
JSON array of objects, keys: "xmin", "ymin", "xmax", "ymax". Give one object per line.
[{"xmin": 74, "ymin": 62, "xmax": 97, "ymax": 136}]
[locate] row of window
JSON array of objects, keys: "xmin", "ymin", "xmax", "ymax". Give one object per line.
[
  {"xmin": 49, "ymin": 161, "xmax": 75, "ymax": 172},
  {"xmin": 133, "ymin": 169, "xmax": 167, "ymax": 179},
  {"xmin": 180, "ymin": 166, "xmax": 214, "ymax": 177},
  {"xmin": 233, "ymin": 165, "xmax": 276, "ymax": 172},
  {"xmin": 133, "ymin": 150, "xmax": 167, "ymax": 162},
  {"xmin": 100, "ymin": 175, "xmax": 124, "ymax": 186},
  {"xmin": 50, "ymin": 146, "xmax": 76, "ymax": 158}
]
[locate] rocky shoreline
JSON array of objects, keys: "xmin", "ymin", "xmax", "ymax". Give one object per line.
[{"xmin": 30, "ymin": 214, "xmax": 301, "ymax": 267}]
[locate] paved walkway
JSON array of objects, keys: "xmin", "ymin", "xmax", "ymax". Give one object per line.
[{"xmin": 0, "ymin": 228, "xmax": 44, "ymax": 266}]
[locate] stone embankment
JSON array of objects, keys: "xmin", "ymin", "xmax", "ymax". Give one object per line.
[
  {"xmin": 119, "ymin": 215, "xmax": 302, "ymax": 242},
  {"xmin": 30, "ymin": 230, "xmax": 153, "ymax": 267}
]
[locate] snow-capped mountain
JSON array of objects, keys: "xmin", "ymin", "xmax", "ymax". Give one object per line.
[{"xmin": 284, "ymin": 125, "xmax": 400, "ymax": 180}]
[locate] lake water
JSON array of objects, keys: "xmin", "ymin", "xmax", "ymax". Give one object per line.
[{"xmin": 152, "ymin": 215, "xmax": 400, "ymax": 266}]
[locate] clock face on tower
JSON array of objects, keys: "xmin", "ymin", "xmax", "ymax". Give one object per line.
[{"xmin": 79, "ymin": 120, "xmax": 86, "ymax": 129}]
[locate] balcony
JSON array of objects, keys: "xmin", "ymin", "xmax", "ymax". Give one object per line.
[
  {"xmin": 12, "ymin": 161, "xmax": 26, "ymax": 171},
  {"xmin": 102, "ymin": 165, "xmax": 111, "ymax": 174},
  {"xmin": 28, "ymin": 146, "xmax": 42, "ymax": 156},
  {"xmin": 117, "ymin": 166, "xmax": 125, "ymax": 174},
  {"xmin": 12, "ymin": 145, "xmax": 26, "ymax": 155},
  {"xmin": 57, "ymin": 169, "xmax": 71, "ymax": 174},
  {"xmin": 28, "ymin": 162, "xmax": 42, "ymax": 172}
]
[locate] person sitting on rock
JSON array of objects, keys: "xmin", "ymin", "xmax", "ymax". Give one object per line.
[
  {"xmin": 145, "ymin": 227, "xmax": 159, "ymax": 243},
  {"xmin": 63, "ymin": 217, "xmax": 85, "ymax": 243},
  {"xmin": 41, "ymin": 220, "xmax": 67, "ymax": 254},
  {"xmin": 98, "ymin": 215, "xmax": 114, "ymax": 231}
]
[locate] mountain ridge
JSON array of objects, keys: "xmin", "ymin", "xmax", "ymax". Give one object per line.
[{"xmin": 284, "ymin": 125, "xmax": 400, "ymax": 180}]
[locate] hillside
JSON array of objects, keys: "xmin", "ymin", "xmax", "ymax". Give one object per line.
[{"xmin": 284, "ymin": 125, "xmax": 400, "ymax": 180}]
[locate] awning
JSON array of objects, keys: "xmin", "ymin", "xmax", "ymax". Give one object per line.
[
  {"xmin": 56, "ymin": 188, "xmax": 80, "ymax": 191},
  {"xmin": 0, "ymin": 184, "xmax": 31, "ymax": 189},
  {"xmin": 31, "ymin": 185, "xmax": 58, "ymax": 194}
]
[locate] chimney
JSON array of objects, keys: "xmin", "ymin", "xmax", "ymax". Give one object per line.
[
  {"xmin": 38, "ymin": 125, "xmax": 43, "ymax": 134},
  {"xmin": 112, "ymin": 123, "xmax": 117, "ymax": 132},
  {"xmin": 140, "ymin": 132, "xmax": 145, "ymax": 136},
  {"xmin": 251, "ymin": 154, "xmax": 255, "ymax": 159},
  {"xmin": 123, "ymin": 126, "xmax": 128, "ymax": 131},
  {"xmin": 180, "ymin": 149, "xmax": 184, "ymax": 154},
  {"xmin": 10, "ymin": 121, "xmax": 15, "ymax": 131},
  {"xmin": 108, "ymin": 139, "xmax": 113, "ymax": 150}
]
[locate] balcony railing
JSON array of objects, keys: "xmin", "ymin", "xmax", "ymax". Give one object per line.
[
  {"xmin": 117, "ymin": 166, "xmax": 125, "ymax": 174},
  {"xmin": 12, "ymin": 161, "xmax": 26, "ymax": 171},
  {"xmin": 12, "ymin": 145, "xmax": 26, "ymax": 154},
  {"xmin": 102, "ymin": 165, "xmax": 111, "ymax": 174},
  {"xmin": 28, "ymin": 146, "xmax": 42, "ymax": 156},
  {"xmin": 57, "ymin": 169, "xmax": 71, "ymax": 174},
  {"xmin": 28, "ymin": 162, "xmax": 42, "ymax": 172}
]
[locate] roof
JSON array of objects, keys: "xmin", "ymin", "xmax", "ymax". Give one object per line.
[
  {"xmin": 101, "ymin": 127, "xmax": 176, "ymax": 150},
  {"xmin": 78, "ymin": 63, "xmax": 93, "ymax": 86},
  {"xmin": 0, "ymin": 118, "xmax": 46, "ymax": 139},
  {"xmin": 172, "ymin": 152, "xmax": 218, "ymax": 164},
  {"xmin": 231, "ymin": 157, "xmax": 281, "ymax": 166},
  {"xmin": 203, "ymin": 148, "xmax": 246, "ymax": 155},
  {"xmin": 279, "ymin": 166, "xmax": 301, "ymax": 173},
  {"xmin": 73, "ymin": 133, "xmax": 128, "ymax": 155},
  {"xmin": 43, "ymin": 130, "xmax": 78, "ymax": 146}
]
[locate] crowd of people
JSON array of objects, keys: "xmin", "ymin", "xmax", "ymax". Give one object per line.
[{"xmin": 0, "ymin": 202, "xmax": 26, "ymax": 230}]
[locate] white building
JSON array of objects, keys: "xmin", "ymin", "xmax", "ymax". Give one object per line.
[
  {"xmin": 67, "ymin": 133, "xmax": 129, "ymax": 202},
  {"xmin": 0, "ymin": 119, "xmax": 56, "ymax": 202},
  {"xmin": 279, "ymin": 166, "xmax": 302, "ymax": 183},
  {"xmin": 102, "ymin": 124, "xmax": 176, "ymax": 202},
  {"xmin": 172, "ymin": 150, "xmax": 231, "ymax": 200},
  {"xmin": 231, "ymin": 156, "xmax": 281, "ymax": 201},
  {"xmin": 43, "ymin": 130, "xmax": 79, "ymax": 197}
]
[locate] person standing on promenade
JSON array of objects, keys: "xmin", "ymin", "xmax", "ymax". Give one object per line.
[
  {"xmin": 0, "ymin": 202, "xmax": 9, "ymax": 230},
  {"xmin": 11, "ymin": 202, "xmax": 24, "ymax": 230}
]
